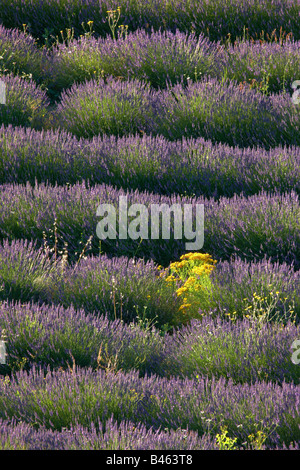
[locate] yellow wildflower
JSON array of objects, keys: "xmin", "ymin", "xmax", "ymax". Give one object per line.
[
  {"xmin": 180, "ymin": 252, "xmax": 211, "ymax": 261},
  {"xmin": 179, "ymin": 303, "xmax": 192, "ymax": 311},
  {"xmin": 191, "ymin": 266, "xmax": 205, "ymax": 275},
  {"xmin": 165, "ymin": 275, "xmax": 176, "ymax": 282},
  {"xmin": 176, "ymin": 287, "xmax": 188, "ymax": 296},
  {"xmin": 183, "ymin": 277, "xmax": 196, "ymax": 287}
]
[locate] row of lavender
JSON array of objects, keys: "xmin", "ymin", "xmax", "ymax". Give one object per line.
[
  {"xmin": 0, "ymin": 124, "xmax": 299, "ymax": 199},
  {"xmin": 0, "ymin": 362, "xmax": 299, "ymax": 449},
  {"xmin": 45, "ymin": 27, "xmax": 300, "ymax": 96},
  {"xmin": 1, "ymin": 23, "xmax": 299, "ymax": 98},
  {"xmin": 0, "ymin": 237, "xmax": 299, "ymax": 329},
  {"xmin": 1, "ymin": 71, "xmax": 299, "ymax": 150},
  {"xmin": 0, "ymin": 417, "xmax": 297, "ymax": 451},
  {"xmin": 0, "ymin": 416, "xmax": 221, "ymax": 450},
  {"xmin": 0, "ymin": 0, "xmax": 299, "ymax": 47},
  {"xmin": 0, "ymin": 182, "xmax": 298, "ymax": 269},
  {"xmin": 0, "ymin": 292, "xmax": 299, "ymax": 384}
]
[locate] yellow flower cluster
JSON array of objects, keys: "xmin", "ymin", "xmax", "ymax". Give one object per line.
[
  {"xmin": 179, "ymin": 303, "xmax": 192, "ymax": 312},
  {"xmin": 191, "ymin": 264, "xmax": 215, "ymax": 276},
  {"xmin": 180, "ymin": 252, "xmax": 217, "ymax": 263},
  {"xmin": 182, "ymin": 276, "xmax": 196, "ymax": 288},
  {"xmin": 176, "ymin": 286, "xmax": 188, "ymax": 296},
  {"xmin": 173, "ymin": 259, "xmax": 188, "ymax": 267},
  {"xmin": 159, "ymin": 252, "xmax": 218, "ymax": 321}
]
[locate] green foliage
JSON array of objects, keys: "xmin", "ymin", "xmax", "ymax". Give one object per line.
[{"xmin": 215, "ymin": 426, "xmax": 239, "ymax": 450}]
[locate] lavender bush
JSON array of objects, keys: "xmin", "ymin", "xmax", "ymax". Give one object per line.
[
  {"xmin": 155, "ymin": 75, "xmax": 300, "ymax": 149},
  {"xmin": 0, "ymin": 299, "xmax": 167, "ymax": 377},
  {"xmin": 0, "ymin": 73, "xmax": 50, "ymax": 129},
  {"xmin": 46, "ymin": 28, "xmax": 300, "ymax": 98},
  {"xmin": 0, "ymin": 239, "xmax": 183, "ymax": 329},
  {"xmin": 208, "ymin": 257, "xmax": 300, "ymax": 318},
  {"xmin": 0, "ymin": 238, "xmax": 61, "ymax": 305},
  {"xmin": 162, "ymin": 316, "xmax": 300, "ymax": 384},
  {"xmin": 37, "ymin": 252, "xmax": 184, "ymax": 328},
  {"xmin": 47, "ymin": 28, "xmax": 224, "ymax": 93},
  {"xmin": 217, "ymin": 36, "xmax": 300, "ymax": 97},
  {"xmin": 50, "ymin": 75, "xmax": 161, "ymax": 138},
  {"xmin": 0, "ymin": 24, "xmax": 47, "ymax": 84}
]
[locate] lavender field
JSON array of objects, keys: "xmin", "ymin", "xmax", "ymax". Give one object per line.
[{"xmin": 0, "ymin": 0, "xmax": 299, "ymax": 451}]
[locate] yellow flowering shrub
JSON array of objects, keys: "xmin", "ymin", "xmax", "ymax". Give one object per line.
[{"xmin": 159, "ymin": 252, "xmax": 218, "ymax": 323}]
